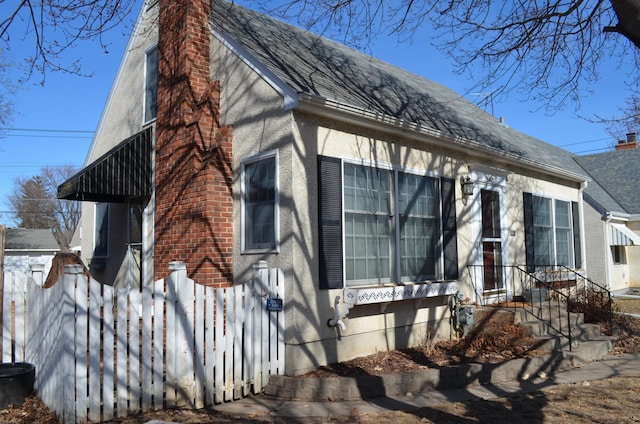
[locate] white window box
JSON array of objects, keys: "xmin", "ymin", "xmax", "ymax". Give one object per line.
[{"xmin": 343, "ymin": 282, "xmax": 458, "ymax": 312}]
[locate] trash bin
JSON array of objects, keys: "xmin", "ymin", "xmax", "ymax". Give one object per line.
[{"xmin": 0, "ymin": 363, "xmax": 35, "ymax": 409}]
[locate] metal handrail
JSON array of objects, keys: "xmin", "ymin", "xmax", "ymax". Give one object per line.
[
  {"xmin": 557, "ymin": 265, "xmax": 614, "ymax": 323},
  {"xmin": 467, "ymin": 264, "xmax": 575, "ymax": 351},
  {"xmin": 513, "ymin": 265, "xmax": 574, "ymax": 351}
]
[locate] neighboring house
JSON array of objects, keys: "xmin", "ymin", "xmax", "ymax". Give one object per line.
[
  {"xmin": 3, "ymin": 228, "xmax": 60, "ymax": 278},
  {"xmin": 59, "ymin": 0, "xmax": 593, "ymax": 375},
  {"xmin": 574, "ymin": 134, "xmax": 640, "ymax": 292}
]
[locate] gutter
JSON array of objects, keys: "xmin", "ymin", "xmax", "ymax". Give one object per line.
[
  {"xmin": 296, "ymin": 93, "xmax": 588, "ymax": 184},
  {"xmin": 4, "ymin": 250, "xmax": 59, "ymax": 253}
]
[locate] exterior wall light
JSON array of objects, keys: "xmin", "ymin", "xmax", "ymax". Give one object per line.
[{"xmin": 460, "ymin": 176, "xmax": 474, "ymax": 197}]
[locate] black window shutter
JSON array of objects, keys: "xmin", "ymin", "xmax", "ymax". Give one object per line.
[
  {"xmin": 318, "ymin": 156, "xmax": 343, "ymax": 289},
  {"xmin": 572, "ymin": 201, "xmax": 582, "ymax": 269},
  {"xmin": 523, "ymin": 192, "xmax": 535, "ymax": 272},
  {"xmin": 440, "ymin": 177, "xmax": 459, "ymax": 280}
]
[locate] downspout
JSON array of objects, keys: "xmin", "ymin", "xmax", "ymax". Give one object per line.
[
  {"xmin": 604, "ymin": 212, "xmax": 613, "ymax": 289},
  {"xmin": 578, "ymin": 181, "xmax": 588, "ymax": 273}
]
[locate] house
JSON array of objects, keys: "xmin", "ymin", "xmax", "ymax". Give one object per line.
[
  {"xmin": 59, "ymin": 0, "xmax": 592, "ymax": 375},
  {"xmin": 574, "ymin": 134, "xmax": 640, "ymax": 292},
  {"xmin": 2, "ymin": 228, "xmax": 60, "ymax": 278}
]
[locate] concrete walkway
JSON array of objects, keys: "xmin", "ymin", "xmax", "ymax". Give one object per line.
[{"xmin": 212, "ymin": 353, "xmax": 640, "ymax": 419}]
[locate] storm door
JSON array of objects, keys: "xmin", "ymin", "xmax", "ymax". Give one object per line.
[{"xmin": 481, "ymin": 189, "xmax": 504, "ymax": 293}]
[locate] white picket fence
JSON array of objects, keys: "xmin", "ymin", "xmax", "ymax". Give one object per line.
[
  {"xmin": 2, "ymin": 268, "xmax": 28, "ymax": 363},
  {"xmin": 1, "ymin": 260, "xmax": 285, "ymax": 423}
]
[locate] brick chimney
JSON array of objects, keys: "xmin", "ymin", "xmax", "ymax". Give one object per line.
[
  {"xmin": 155, "ymin": 0, "xmax": 234, "ymax": 286},
  {"xmin": 615, "ymin": 133, "xmax": 638, "ymax": 151}
]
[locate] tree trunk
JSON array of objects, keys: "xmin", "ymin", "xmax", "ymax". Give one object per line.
[{"xmin": 606, "ymin": 0, "xmax": 640, "ymax": 49}]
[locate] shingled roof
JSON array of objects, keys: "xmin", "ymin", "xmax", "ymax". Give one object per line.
[
  {"xmin": 575, "ymin": 149, "xmax": 640, "ymax": 215},
  {"xmin": 4, "ymin": 228, "xmax": 60, "ymax": 251},
  {"xmin": 211, "ymin": 0, "xmax": 587, "ymax": 180}
]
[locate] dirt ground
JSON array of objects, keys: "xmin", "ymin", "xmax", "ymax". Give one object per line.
[{"xmin": 2, "ymin": 302, "xmax": 640, "ymax": 423}]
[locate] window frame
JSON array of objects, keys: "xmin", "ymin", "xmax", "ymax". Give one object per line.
[
  {"xmin": 143, "ymin": 45, "xmax": 158, "ymax": 124},
  {"xmin": 612, "ymin": 245, "xmax": 626, "ymax": 265},
  {"xmin": 240, "ymin": 150, "xmax": 279, "ymax": 254},
  {"xmin": 529, "ymin": 194, "xmax": 576, "ymax": 269},
  {"xmin": 342, "ymin": 160, "xmax": 443, "ymax": 287}
]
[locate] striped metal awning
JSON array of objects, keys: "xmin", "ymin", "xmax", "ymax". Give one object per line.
[
  {"xmin": 610, "ymin": 223, "xmax": 640, "ymax": 246},
  {"xmin": 58, "ymin": 127, "xmax": 153, "ymax": 203}
]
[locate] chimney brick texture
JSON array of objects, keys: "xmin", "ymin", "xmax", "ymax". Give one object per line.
[{"xmin": 155, "ymin": 0, "xmax": 233, "ymax": 286}]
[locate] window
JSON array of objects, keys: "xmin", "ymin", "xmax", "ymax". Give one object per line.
[
  {"xmin": 612, "ymin": 246, "xmax": 626, "ymax": 265},
  {"xmin": 318, "ymin": 156, "xmax": 459, "ymax": 288},
  {"xmin": 144, "ymin": 46, "xmax": 158, "ymax": 123},
  {"xmin": 398, "ymin": 173, "xmax": 439, "ymax": 280},
  {"xmin": 94, "ymin": 203, "xmax": 109, "ymax": 257},
  {"xmin": 554, "ymin": 200, "xmax": 573, "ymax": 266},
  {"xmin": 242, "ymin": 152, "xmax": 278, "ymax": 252},
  {"xmin": 129, "ymin": 204, "xmax": 143, "ymax": 245},
  {"xmin": 524, "ymin": 193, "xmax": 580, "ymax": 271},
  {"xmin": 343, "ymin": 164, "xmax": 392, "ymax": 283}
]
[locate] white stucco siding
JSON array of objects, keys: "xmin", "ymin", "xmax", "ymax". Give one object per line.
[
  {"xmin": 213, "ymin": 30, "xmax": 296, "ymax": 279},
  {"xmin": 281, "ymin": 115, "xmax": 587, "ymax": 374},
  {"xmin": 88, "ymin": 6, "xmax": 159, "ymax": 160},
  {"xmin": 78, "ymin": 2, "xmax": 158, "ymax": 285},
  {"xmin": 583, "ymin": 203, "xmax": 607, "ymax": 286},
  {"xmin": 212, "ymin": 37, "xmax": 460, "ymax": 373},
  {"xmin": 212, "ymin": 21, "xmax": 588, "ymax": 375},
  {"xmin": 626, "ymin": 221, "xmax": 640, "ymax": 286}
]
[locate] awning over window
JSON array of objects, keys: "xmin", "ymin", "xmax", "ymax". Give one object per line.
[
  {"xmin": 58, "ymin": 127, "xmax": 153, "ymax": 203},
  {"xmin": 610, "ymin": 223, "xmax": 640, "ymax": 246}
]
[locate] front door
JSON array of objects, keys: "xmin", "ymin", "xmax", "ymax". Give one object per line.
[{"xmin": 481, "ymin": 189, "xmax": 504, "ymax": 294}]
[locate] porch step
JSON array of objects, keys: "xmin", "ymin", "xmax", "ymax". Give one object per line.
[
  {"xmin": 563, "ymin": 338, "xmax": 617, "ymax": 366},
  {"xmin": 532, "ymin": 328, "xmax": 611, "ymax": 351},
  {"xmin": 515, "ymin": 306, "xmax": 584, "ymax": 330},
  {"xmin": 512, "ymin": 303, "xmax": 616, "ymax": 365}
]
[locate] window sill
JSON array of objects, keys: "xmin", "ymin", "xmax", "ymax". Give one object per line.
[
  {"xmin": 241, "ymin": 248, "xmax": 279, "ymax": 255},
  {"xmin": 343, "ymin": 281, "xmax": 458, "ymax": 311}
]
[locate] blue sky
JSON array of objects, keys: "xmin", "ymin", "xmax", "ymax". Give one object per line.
[{"xmin": 0, "ymin": 1, "xmax": 631, "ymax": 227}]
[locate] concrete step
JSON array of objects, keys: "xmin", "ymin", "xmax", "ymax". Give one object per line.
[
  {"xmin": 513, "ymin": 302, "xmax": 615, "ymax": 369},
  {"xmin": 515, "ymin": 306, "xmax": 584, "ymax": 330},
  {"xmin": 563, "ymin": 337, "xmax": 617, "ymax": 367},
  {"xmin": 518, "ymin": 315, "xmax": 584, "ymax": 337},
  {"xmin": 532, "ymin": 326, "xmax": 606, "ymax": 350}
]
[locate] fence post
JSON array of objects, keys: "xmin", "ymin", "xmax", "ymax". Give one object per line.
[
  {"xmin": 63, "ymin": 264, "xmax": 84, "ymax": 424},
  {"xmin": 252, "ymin": 261, "xmax": 268, "ymax": 391},
  {"xmin": 166, "ymin": 261, "xmax": 196, "ymax": 408},
  {"xmin": 25, "ymin": 264, "xmax": 44, "ymax": 373}
]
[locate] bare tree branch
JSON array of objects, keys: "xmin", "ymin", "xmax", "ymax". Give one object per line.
[
  {"xmin": 6, "ymin": 166, "xmax": 80, "ymax": 250},
  {"xmin": 252, "ymin": 0, "xmax": 639, "ymax": 115},
  {"xmin": 0, "ymin": 0, "xmax": 138, "ymax": 83}
]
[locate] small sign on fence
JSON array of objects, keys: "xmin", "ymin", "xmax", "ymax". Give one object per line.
[{"xmin": 266, "ymin": 297, "xmax": 283, "ymax": 312}]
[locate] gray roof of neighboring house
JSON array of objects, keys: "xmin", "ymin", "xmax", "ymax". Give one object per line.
[
  {"xmin": 211, "ymin": 0, "xmax": 587, "ymax": 179},
  {"xmin": 574, "ymin": 149, "xmax": 640, "ymax": 215},
  {"xmin": 4, "ymin": 228, "xmax": 60, "ymax": 251}
]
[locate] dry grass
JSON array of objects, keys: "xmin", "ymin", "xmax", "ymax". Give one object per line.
[{"xmin": 614, "ymin": 298, "xmax": 640, "ymax": 315}]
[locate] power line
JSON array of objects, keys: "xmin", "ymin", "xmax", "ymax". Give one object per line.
[
  {"xmin": 574, "ymin": 147, "xmax": 614, "ymax": 155},
  {"xmin": 557, "ymin": 137, "xmax": 612, "ymax": 147},
  {"xmin": 0, "ymin": 164, "xmax": 82, "ymax": 168},
  {"xmin": 4, "ymin": 134, "xmax": 91, "ymax": 139},
  {"xmin": 0, "ymin": 127, "xmax": 94, "ymax": 134}
]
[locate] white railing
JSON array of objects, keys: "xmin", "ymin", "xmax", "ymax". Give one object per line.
[{"xmin": 1, "ymin": 260, "xmax": 284, "ymax": 423}]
